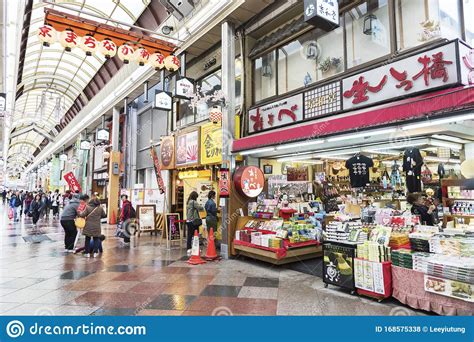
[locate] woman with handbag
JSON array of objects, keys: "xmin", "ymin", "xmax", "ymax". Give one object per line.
[
  {"xmin": 77, "ymin": 198, "xmax": 106, "ymax": 258},
  {"xmin": 186, "ymin": 191, "xmax": 204, "ymax": 253}
]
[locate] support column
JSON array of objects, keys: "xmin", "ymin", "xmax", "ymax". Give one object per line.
[
  {"xmin": 107, "ymin": 106, "xmax": 121, "ymax": 223},
  {"xmin": 220, "ymin": 21, "xmax": 236, "ymax": 259}
]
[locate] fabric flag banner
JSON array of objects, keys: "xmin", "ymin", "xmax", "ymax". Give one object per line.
[
  {"xmin": 151, "ymin": 146, "xmax": 165, "ymax": 194},
  {"xmin": 63, "ymin": 171, "xmax": 82, "ymax": 193}
]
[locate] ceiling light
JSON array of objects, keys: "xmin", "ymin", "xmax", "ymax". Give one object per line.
[
  {"xmin": 315, "ymin": 155, "xmax": 350, "ymax": 161},
  {"xmin": 277, "ymin": 155, "xmax": 315, "ymax": 162},
  {"xmin": 161, "ymin": 26, "xmax": 174, "ymax": 35},
  {"xmin": 370, "ymin": 142, "xmax": 425, "ymax": 151},
  {"xmin": 239, "ymin": 147, "xmax": 275, "ymax": 156},
  {"xmin": 402, "ymin": 113, "xmax": 474, "ymax": 131},
  {"xmin": 432, "ymin": 134, "xmax": 471, "ymax": 144},
  {"xmin": 276, "ymin": 139, "xmax": 324, "ymax": 150},
  {"xmin": 327, "ymin": 128, "xmax": 396, "ymax": 142},
  {"xmin": 364, "ymin": 150, "xmax": 400, "ymax": 156}
]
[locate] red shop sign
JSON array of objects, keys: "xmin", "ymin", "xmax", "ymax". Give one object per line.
[
  {"xmin": 63, "ymin": 172, "xmax": 82, "ymax": 193},
  {"xmin": 219, "ymin": 168, "xmax": 230, "ymax": 198},
  {"xmin": 150, "ymin": 146, "xmax": 165, "ymax": 194},
  {"xmin": 233, "ymin": 166, "xmax": 264, "ymax": 198}
]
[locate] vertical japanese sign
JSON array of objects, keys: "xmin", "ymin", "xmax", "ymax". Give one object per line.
[
  {"xmin": 151, "ymin": 146, "xmax": 165, "ymax": 194},
  {"xmin": 342, "ymin": 41, "xmax": 461, "ymax": 110},
  {"xmin": 200, "ymin": 122, "xmax": 222, "ymax": 165},
  {"xmin": 63, "ymin": 172, "xmax": 82, "ymax": 193},
  {"xmin": 219, "ymin": 168, "xmax": 230, "ymax": 198}
]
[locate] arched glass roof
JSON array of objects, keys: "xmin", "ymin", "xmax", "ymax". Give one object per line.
[{"xmin": 8, "ymin": 0, "xmax": 150, "ymax": 170}]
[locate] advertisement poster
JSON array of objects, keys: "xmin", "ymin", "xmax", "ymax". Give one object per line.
[
  {"xmin": 165, "ymin": 213, "xmax": 181, "ymax": 241},
  {"xmin": 234, "ymin": 166, "xmax": 265, "ymax": 198},
  {"xmin": 287, "ymin": 166, "xmax": 309, "ymax": 181},
  {"xmin": 131, "ymin": 189, "xmax": 144, "ymax": 208},
  {"xmin": 160, "ymin": 136, "xmax": 175, "ymax": 169},
  {"xmin": 200, "ymin": 122, "xmax": 222, "ymax": 165},
  {"xmin": 323, "ymin": 242, "xmax": 355, "ymax": 290},
  {"xmin": 144, "ymin": 188, "xmax": 167, "ymax": 214},
  {"xmin": 137, "ymin": 205, "xmax": 156, "ymax": 231},
  {"xmin": 176, "ymin": 129, "xmax": 199, "ymax": 166}
]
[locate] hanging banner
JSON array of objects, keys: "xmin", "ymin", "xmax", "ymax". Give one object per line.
[
  {"xmin": 200, "ymin": 122, "xmax": 222, "ymax": 165},
  {"xmin": 219, "ymin": 168, "xmax": 230, "ymax": 198},
  {"xmin": 160, "ymin": 136, "xmax": 175, "ymax": 169},
  {"xmin": 50, "ymin": 157, "xmax": 61, "ymax": 188},
  {"xmin": 63, "ymin": 171, "xmax": 82, "ymax": 193},
  {"xmin": 175, "ymin": 129, "xmax": 199, "ymax": 167},
  {"xmin": 150, "ymin": 146, "xmax": 165, "ymax": 194}
]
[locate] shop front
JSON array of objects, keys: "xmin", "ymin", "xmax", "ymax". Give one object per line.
[{"xmin": 231, "ymin": 34, "xmax": 474, "ymax": 314}]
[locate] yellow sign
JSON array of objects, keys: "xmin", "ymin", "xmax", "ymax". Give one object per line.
[
  {"xmin": 200, "ymin": 122, "xmax": 222, "ymax": 165},
  {"xmin": 178, "ymin": 170, "xmax": 211, "ymax": 179}
]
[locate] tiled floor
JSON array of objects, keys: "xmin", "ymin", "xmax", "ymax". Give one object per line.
[{"xmin": 0, "ymin": 203, "xmax": 425, "ymax": 316}]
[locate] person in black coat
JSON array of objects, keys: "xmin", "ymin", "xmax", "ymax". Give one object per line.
[
  {"xmin": 29, "ymin": 194, "xmax": 43, "ymax": 227},
  {"xmin": 407, "ymin": 193, "xmax": 435, "ymax": 226}
]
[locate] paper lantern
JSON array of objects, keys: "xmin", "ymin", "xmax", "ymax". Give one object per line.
[
  {"xmin": 80, "ymin": 34, "xmax": 98, "ymax": 56},
  {"xmin": 461, "ymin": 159, "xmax": 474, "ymax": 178},
  {"xmin": 37, "ymin": 24, "xmax": 56, "ymax": 47},
  {"xmin": 99, "ymin": 38, "xmax": 117, "ymax": 59},
  {"xmin": 164, "ymin": 55, "xmax": 180, "ymax": 72},
  {"xmin": 117, "ymin": 43, "xmax": 134, "ymax": 64},
  {"xmin": 209, "ymin": 105, "xmax": 222, "ymax": 124},
  {"xmin": 60, "ymin": 29, "xmax": 79, "ymax": 52},
  {"xmin": 133, "ymin": 47, "xmax": 150, "ymax": 66},
  {"xmin": 149, "ymin": 52, "xmax": 165, "ymax": 70}
]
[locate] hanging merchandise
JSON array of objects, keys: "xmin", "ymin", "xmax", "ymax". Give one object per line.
[
  {"xmin": 99, "ymin": 38, "xmax": 117, "ymax": 59},
  {"xmin": 345, "ymin": 153, "xmax": 374, "ymax": 188},
  {"xmin": 390, "ymin": 161, "xmax": 401, "ymax": 187},
  {"xmin": 403, "ymin": 148, "xmax": 423, "ymax": 193},
  {"xmin": 438, "ymin": 163, "xmax": 446, "ymax": 179},
  {"xmin": 59, "ymin": 29, "xmax": 79, "ymax": 52}
]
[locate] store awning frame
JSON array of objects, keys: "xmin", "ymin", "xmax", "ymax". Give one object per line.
[{"xmin": 233, "ymin": 86, "xmax": 474, "ymax": 153}]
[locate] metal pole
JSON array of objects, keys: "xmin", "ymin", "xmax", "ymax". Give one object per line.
[
  {"xmin": 220, "ymin": 21, "xmax": 235, "ymax": 260},
  {"xmin": 180, "ymin": 53, "xmax": 186, "ymax": 77}
]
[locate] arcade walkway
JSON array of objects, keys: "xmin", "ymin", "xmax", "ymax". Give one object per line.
[{"xmin": 0, "ymin": 203, "xmax": 422, "ymax": 316}]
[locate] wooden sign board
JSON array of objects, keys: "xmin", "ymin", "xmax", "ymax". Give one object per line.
[{"xmin": 137, "ymin": 205, "xmax": 156, "ymax": 233}]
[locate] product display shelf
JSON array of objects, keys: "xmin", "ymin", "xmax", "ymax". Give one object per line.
[
  {"xmin": 354, "ymin": 259, "xmax": 392, "ymax": 302},
  {"xmin": 233, "ymin": 216, "xmax": 322, "ymax": 265}
]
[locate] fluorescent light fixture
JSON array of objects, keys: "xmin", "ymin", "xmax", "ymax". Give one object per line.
[
  {"xmin": 448, "ymin": 159, "xmax": 462, "ymax": 164},
  {"xmin": 239, "ymin": 147, "xmax": 275, "ymax": 156},
  {"xmin": 327, "ymin": 128, "xmax": 396, "ymax": 142},
  {"xmin": 432, "ymin": 135, "xmax": 471, "ymax": 144},
  {"xmin": 277, "ymin": 155, "xmax": 316, "ymax": 162},
  {"xmin": 320, "ymin": 149, "xmax": 361, "ymax": 156},
  {"xmin": 364, "ymin": 150, "xmax": 400, "ymax": 156},
  {"xmin": 402, "ymin": 113, "xmax": 474, "ymax": 131},
  {"xmin": 315, "ymin": 155, "xmax": 350, "ymax": 161},
  {"xmin": 276, "ymin": 139, "xmax": 324, "ymax": 150},
  {"xmin": 370, "ymin": 142, "xmax": 425, "ymax": 151},
  {"xmin": 430, "ymin": 139, "xmax": 462, "ymax": 150}
]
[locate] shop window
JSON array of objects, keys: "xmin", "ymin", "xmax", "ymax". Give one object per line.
[
  {"xmin": 345, "ymin": 0, "xmax": 391, "ymax": 68},
  {"xmin": 253, "ymin": 50, "xmax": 277, "ymax": 102},
  {"xmin": 277, "ymin": 27, "xmax": 344, "ymax": 94},
  {"xmin": 463, "ymin": 0, "xmax": 474, "ymax": 46},
  {"xmin": 396, "ymin": 0, "xmax": 462, "ymax": 51},
  {"xmin": 176, "ymin": 99, "xmax": 194, "ymax": 128}
]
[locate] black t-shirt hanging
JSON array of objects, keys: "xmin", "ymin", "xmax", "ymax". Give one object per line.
[
  {"xmin": 402, "ymin": 148, "xmax": 423, "ymax": 174},
  {"xmin": 345, "ymin": 155, "xmax": 374, "ymax": 188}
]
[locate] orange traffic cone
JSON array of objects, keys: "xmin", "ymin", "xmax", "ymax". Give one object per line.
[
  {"xmin": 187, "ymin": 230, "xmax": 206, "ymax": 265},
  {"xmin": 205, "ymin": 229, "xmax": 219, "ymax": 261},
  {"xmin": 110, "ymin": 210, "xmax": 117, "ymax": 225}
]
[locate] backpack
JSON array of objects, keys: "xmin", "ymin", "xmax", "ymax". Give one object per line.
[{"xmin": 129, "ymin": 205, "xmax": 136, "ymax": 219}]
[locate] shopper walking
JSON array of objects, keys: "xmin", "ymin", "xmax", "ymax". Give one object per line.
[
  {"xmin": 186, "ymin": 191, "xmax": 203, "ymax": 253},
  {"xmin": 23, "ymin": 192, "xmax": 33, "ymax": 216},
  {"xmin": 19, "ymin": 190, "xmax": 25, "ymax": 217},
  {"xmin": 51, "ymin": 189, "xmax": 61, "ymax": 218},
  {"xmin": 39, "ymin": 192, "xmax": 48, "ymax": 220},
  {"xmin": 205, "ymin": 190, "xmax": 218, "ymax": 238},
  {"xmin": 119, "ymin": 194, "xmax": 136, "ymax": 244},
  {"xmin": 77, "ymin": 198, "xmax": 106, "ymax": 258},
  {"xmin": 9, "ymin": 191, "xmax": 21, "ymax": 222},
  {"xmin": 60, "ymin": 193, "xmax": 81, "ymax": 252},
  {"xmin": 1, "ymin": 189, "xmax": 6, "ymax": 204},
  {"xmin": 29, "ymin": 194, "xmax": 42, "ymax": 227}
]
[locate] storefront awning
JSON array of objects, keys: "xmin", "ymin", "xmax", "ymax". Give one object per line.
[{"xmin": 233, "ymin": 86, "xmax": 474, "ymax": 153}]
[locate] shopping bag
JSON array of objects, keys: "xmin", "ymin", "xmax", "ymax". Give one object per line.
[{"xmin": 8, "ymin": 208, "xmax": 14, "ymax": 220}]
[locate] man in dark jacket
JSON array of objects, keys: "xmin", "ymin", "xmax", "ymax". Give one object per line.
[
  {"xmin": 120, "ymin": 195, "xmax": 135, "ymax": 244},
  {"xmin": 60, "ymin": 194, "xmax": 81, "ymax": 252},
  {"xmin": 9, "ymin": 192, "xmax": 21, "ymax": 222}
]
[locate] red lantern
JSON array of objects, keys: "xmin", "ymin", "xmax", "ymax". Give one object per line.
[
  {"xmin": 60, "ymin": 29, "xmax": 78, "ymax": 52},
  {"xmin": 99, "ymin": 38, "xmax": 117, "ymax": 59},
  {"xmin": 80, "ymin": 34, "xmax": 98, "ymax": 56},
  {"xmin": 149, "ymin": 52, "xmax": 165, "ymax": 70},
  {"xmin": 164, "ymin": 55, "xmax": 180, "ymax": 72},
  {"xmin": 133, "ymin": 47, "xmax": 150, "ymax": 66},
  {"xmin": 117, "ymin": 43, "xmax": 134, "ymax": 64},
  {"xmin": 209, "ymin": 105, "xmax": 222, "ymax": 124},
  {"xmin": 37, "ymin": 24, "xmax": 56, "ymax": 47}
]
